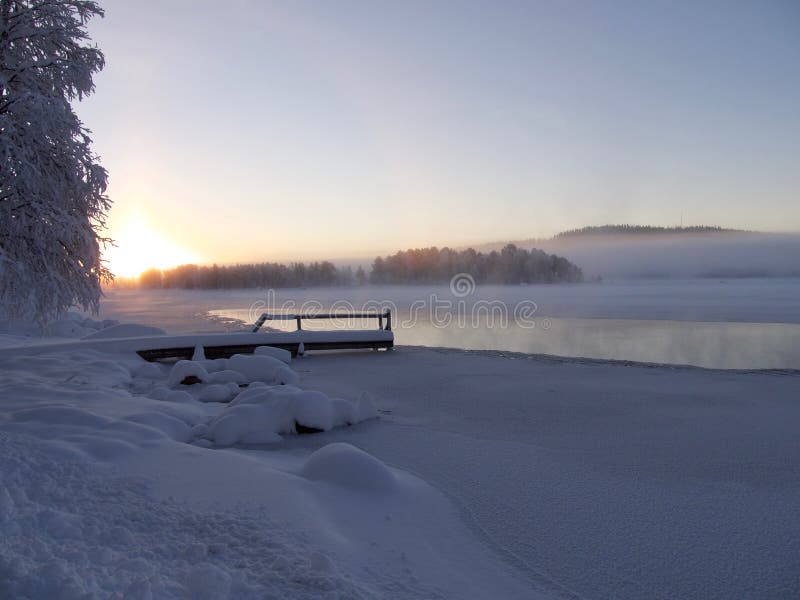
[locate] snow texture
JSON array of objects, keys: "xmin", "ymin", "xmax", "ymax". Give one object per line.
[
  {"xmin": 302, "ymin": 443, "xmax": 397, "ymax": 492},
  {"xmin": 227, "ymin": 354, "xmax": 289, "ymax": 383},
  {"xmin": 4, "ymin": 290, "xmax": 799, "ymax": 599},
  {"xmin": 0, "ymin": 336, "xmax": 536, "ymax": 599},
  {"xmin": 166, "ymin": 360, "xmax": 209, "ymax": 387},
  {"xmin": 253, "ymin": 345, "xmax": 292, "ymax": 364},
  {"xmin": 201, "ymin": 385, "xmax": 370, "ymax": 446}
]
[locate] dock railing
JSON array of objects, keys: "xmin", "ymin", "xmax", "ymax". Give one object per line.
[{"xmin": 252, "ymin": 309, "xmax": 392, "ymax": 333}]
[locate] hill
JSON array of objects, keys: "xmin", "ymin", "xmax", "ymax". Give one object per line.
[
  {"xmin": 468, "ymin": 226, "xmax": 799, "ymax": 279},
  {"xmin": 553, "ymin": 225, "xmax": 742, "ymax": 239}
]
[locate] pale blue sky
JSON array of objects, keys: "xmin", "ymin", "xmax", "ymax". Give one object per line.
[{"xmin": 77, "ymin": 0, "xmax": 800, "ymax": 270}]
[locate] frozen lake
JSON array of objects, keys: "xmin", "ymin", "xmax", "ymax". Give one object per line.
[{"xmin": 99, "ymin": 279, "xmax": 800, "ymax": 370}]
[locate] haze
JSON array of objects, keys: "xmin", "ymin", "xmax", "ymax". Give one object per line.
[{"xmin": 76, "ymin": 0, "xmax": 800, "ymax": 275}]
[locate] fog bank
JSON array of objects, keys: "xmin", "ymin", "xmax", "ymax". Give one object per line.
[{"xmin": 530, "ymin": 233, "xmax": 800, "ymax": 279}]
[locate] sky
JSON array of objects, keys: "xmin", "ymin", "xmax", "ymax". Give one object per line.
[{"xmin": 76, "ymin": 0, "xmax": 800, "ymax": 275}]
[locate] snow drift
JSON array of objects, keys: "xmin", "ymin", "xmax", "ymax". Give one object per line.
[{"xmin": 0, "ymin": 330, "xmax": 536, "ymax": 599}]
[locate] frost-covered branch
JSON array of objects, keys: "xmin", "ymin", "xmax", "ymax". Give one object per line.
[{"xmin": 0, "ymin": 0, "xmax": 110, "ymax": 324}]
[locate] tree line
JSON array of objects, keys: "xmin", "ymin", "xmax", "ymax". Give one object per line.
[
  {"xmin": 134, "ymin": 261, "xmax": 360, "ymax": 289},
  {"xmin": 370, "ymin": 245, "xmax": 582, "ymax": 284},
  {"xmin": 127, "ymin": 244, "xmax": 582, "ymax": 289},
  {"xmin": 554, "ymin": 225, "xmax": 739, "ymax": 238}
]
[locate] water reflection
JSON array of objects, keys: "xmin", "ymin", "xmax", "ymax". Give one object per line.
[{"xmin": 210, "ymin": 308, "xmax": 800, "ymax": 370}]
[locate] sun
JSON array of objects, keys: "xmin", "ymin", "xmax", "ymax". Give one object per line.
[{"xmin": 105, "ymin": 220, "xmax": 200, "ymax": 279}]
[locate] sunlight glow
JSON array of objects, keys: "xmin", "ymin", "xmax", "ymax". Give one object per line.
[{"xmin": 104, "ymin": 220, "xmax": 200, "ymax": 279}]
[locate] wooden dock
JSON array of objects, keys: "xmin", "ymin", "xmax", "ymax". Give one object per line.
[{"xmin": 0, "ymin": 310, "xmax": 394, "ymax": 361}]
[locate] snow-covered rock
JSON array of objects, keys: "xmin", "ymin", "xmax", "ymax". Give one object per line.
[
  {"xmin": 205, "ymin": 385, "xmax": 375, "ymax": 446},
  {"xmin": 253, "ymin": 345, "xmax": 292, "ymax": 364},
  {"xmin": 301, "ymin": 443, "xmax": 396, "ymax": 492},
  {"xmin": 167, "ymin": 360, "xmax": 209, "ymax": 387},
  {"xmin": 227, "ymin": 353, "xmax": 291, "ymax": 384},
  {"xmin": 195, "ymin": 358, "xmax": 228, "ymax": 373},
  {"xmin": 206, "ymin": 369, "xmax": 248, "ymax": 385},
  {"xmin": 292, "ymin": 390, "xmax": 337, "ymax": 430},
  {"xmin": 197, "ymin": 383, "xmax": 240, "ymax": 403},
  {"xmin": 274, "ymin": 364, "xmax": 299, "ymax": 385}
]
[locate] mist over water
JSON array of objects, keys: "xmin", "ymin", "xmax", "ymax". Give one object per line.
[
  {"xmin": 208, "ymin": 309, "xmax": 800, "ymax": 370},
  {"xmin": 392, "ymin": 317, "xmax": 800, "ymax": 369},
  {"xmin": 99, "ymin": 279, "xmax": 800, "ymax": 370},
  {"xmin": 530, "ymin": 233, "xmax": 800, "ymax": 279}
]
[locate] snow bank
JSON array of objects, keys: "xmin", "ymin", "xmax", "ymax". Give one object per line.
[
  {"xmin": 206, "ymin": 369, "xmax": 248, "ymax": 385},
  {"xmin": 0, "ymin": 433, "xmax": 383, "ymax": 600},
  {"xmin": 227, "ymin": 353, "xmax": 297, "ymax": 385},
  {"xmin": 197, "ymin": 383, "xmax": 240, "ymax": 403},
  {"xmin": 145, "ymin": 348, "xmax": 374, "ymax": 445},
  {"xmin": 0, "ymin": 341, "xmax": 373, "ymax": 458},
  {"xmin": 46, "ymin": 318, "xmax": 96, "ymax": 338},
  {"xmin": 253, "ymin": 345, "xmax": 292, "ymax": 364},
  {"xmin": 302, "ymin": 442, "xmax": 396, "ymax": 492},
  {"xmin": 201, "ymin": 386, "xmax": 376, "ymax": 446},
  {"xmin": 164, "ymin": 354, "xmax": 298, "ymax": 391},
  {"xmin": 0, "ymin": 329, "xmax": 543, "ymax": 599},
  {"xmin": 166, "ymin": 360, "xmax": 209, "ymax": 386},
  {"xmin": 0, "ymin": 311, "xmax": 119, "ymax": 341},
  {"xmin": 133, "ymin": 361, "xmax": 163, "ymax": 379}
]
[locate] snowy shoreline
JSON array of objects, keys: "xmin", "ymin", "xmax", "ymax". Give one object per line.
[
  {"xmin": 92, "ymin": 282, "xmax": 800, "ymax": 369},
  {"xmin": 0, "ymin": 325, "xmax": 545, "ymax": 599},
  {"xmin": 2, "ymin": 313, "xmax": 799, "ymax": 598},
  {"xmin": 296, "ymin": 346, "xmax": 800, "ymax": 600},
  {"xmin": 400, "ymin": 343, "xmax": 800, "ymax": 374}
]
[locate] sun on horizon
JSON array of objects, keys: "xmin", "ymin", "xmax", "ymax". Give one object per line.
[{"xmin": 104, "ymin": 219, "xmax": 200, "ymax": 279}]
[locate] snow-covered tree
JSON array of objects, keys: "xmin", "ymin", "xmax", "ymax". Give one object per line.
[{"xmin": 0, "ymin": 0, "xmax": 110, "ymax": 324}]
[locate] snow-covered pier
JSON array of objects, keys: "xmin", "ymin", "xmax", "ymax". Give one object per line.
[
  {"xmin": 135, "ymin": 328, "xmax": 394, "ymax": 361},
  {"xmin": 0, "ymin": 328, "xmax": 395, "ymax": 361}
]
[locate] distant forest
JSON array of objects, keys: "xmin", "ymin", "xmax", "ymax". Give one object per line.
[
  {"xmin": 130, "ymin": 244, "xmax": 582, "ymax": 290},
  {"xmin": 370, "ymin": 245, "xmax": 582, "ymax": 284},
  {"xmin": 136, "ymin": 261, "xmax": 353, "ymax": 290},
  {"xmin": 554, "ymin": 225, "xmax": 741, "ymax": 238}
]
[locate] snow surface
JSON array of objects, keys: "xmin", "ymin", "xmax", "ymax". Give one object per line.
[
  {"xmin": 302, "ymin": 443, "xmax": 397, "ymax": 492},
  {"xmin": 296, "ymin": 347, "xmax": 800, "ymax": 600},
  {"xmin": 253, "ymin": 344, "xmax": 292, "ymax": 364},
  {"xmin": 0, "ymin": 333, "xmax": 540, "ymax": 599},
  {"xmin": 2, "ymin": 302, "xmax": 799, "ymax": 598},
  {"xmin": 0, "ymin": 311, "xmax": 119, "ymax": 349}
]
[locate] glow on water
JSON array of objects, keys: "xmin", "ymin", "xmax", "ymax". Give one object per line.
[{"xmin": 209, "ymin": 307, "xmax": 800, "ymax": 370}]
